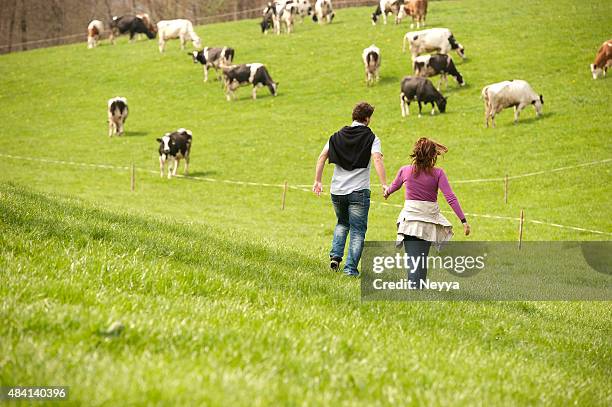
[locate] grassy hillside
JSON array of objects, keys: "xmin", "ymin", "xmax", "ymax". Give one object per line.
[
  {"xmin": 0, "ymin": 0, "xmax": 611, "ymax": 405},
  {"xmin": 1, "ymin": 183, "xmax": 610, "ymax": 405}
]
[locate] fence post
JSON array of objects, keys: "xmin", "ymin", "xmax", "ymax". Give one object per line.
[
  {"xmin": 130, "ymin": 163, "xmax": 135, "ymax": 192},
  {"xmin": 281, "ymin": 181, "xmax": 288, "ymax": 210},
  {"xmin": 518, "ymin": 208, "xmax": 524, "ymax": 250},
  {"xmin": 504, "ymin": 174, "xmax": 508, "ymax": 204}
]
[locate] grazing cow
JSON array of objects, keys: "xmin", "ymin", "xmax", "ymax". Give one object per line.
[
  {"xmin": 267, "ymin": 0, "xmax": 297, "ymax": 35},
  {"xmin": 109, "ymin": 15, "xmax": 156, "ymax": 44},
  {"xmin": 190, "ymin": 47, "xmax": 235, "ymax": 82},
  {"xmin": 371, "ymin": 0, "xmax": 403, "ymax": 25},
  {"xmin": 362, "ymin": 45, "xmax": 381, "ymax": 86},
  {"xmin": 87, "ymin": 20, "xmax": 104, "ymax": 48},
  {"xmin": 403, "ymin": 27, "xmax": 465, "ymax": 60},
  {"xmin": 590, "ymin": 39, "xmax": 612, "ymax": 79},
  {"xmin": 107, "ymin": 97, "xmax": 128, "ymax": 137},
  {"xmin": 413, "ymin": 54, "xmax": 465, "ymax": 90},
  {"xmin": 261, "ymin": 4, "xmax": 275, "ymax": 34},
  {"xmin": 157, "ymin": 19, "xmax": 202, "ymax": 53},
  {"xmin": 481, "ymin": 80, "xmax": 543, "ymax": 128},
  {"xmin": 157, "ymin": 129, "xmax": 192, "ymax": 179},
  {"xmin": 399, "ymin": 76, "xmax": 447, "ymax": 118},
  {"xmin": 135, "ymin": 13, "xmax": 156, "ymax": 40},
  {"xmin": 312, "ymin": 0, "xmax": 334, "ymax": 24},
  {"xmin": 221, "ymin": 63, "xmax": 278, "ymax": 101},
  {"xmin": 295, "ymin": 0, "xmax": 313, "ymax": 21},
  {"xmin": 400, "ymin": 0, "xmax": 427, "ymax": 29}
]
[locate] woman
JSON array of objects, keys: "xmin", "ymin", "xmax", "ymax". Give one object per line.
[{"xmin": 383, "ymin": 137, "xmax": 470, "ymax": 285}]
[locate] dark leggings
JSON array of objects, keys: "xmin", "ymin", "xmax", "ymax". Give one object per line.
[{"xmin": 403, "ymin": 235, "xmax": 432, "ymax": 286}]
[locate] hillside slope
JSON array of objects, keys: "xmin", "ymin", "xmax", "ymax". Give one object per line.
[{"xmin": 1, "ymin": 183, "xmax": 611, "ymax": 405}]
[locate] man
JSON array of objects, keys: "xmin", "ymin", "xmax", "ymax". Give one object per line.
[{"xmin": 313, "ymin": 102, "xmax": 388, "ymax": 277}]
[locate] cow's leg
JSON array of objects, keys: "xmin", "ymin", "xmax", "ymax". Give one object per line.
[
  {"xmin": 382, "ymin": 12, "xmax": 387, "ymax": 25},
  {"xmin": 203, "ymin": 66, "xmax": 209, "ymax": 82},
  {"xmin": 400, "ymin": 94, "xmax": 407, "ymax": 117},
  {"xmin": 484, "ymin": 103, "xmax": 490, "ymax": 128},
  {"xmin": 431, "ymin": 102, "xmax": 436, "ymax": 116},
  {"xmin": 515, "ymin": 103, "xmax": 527, "ymax": 123},
  {"xmin": 184, "ymin": 154, "xmax": 189, "ymax": 175},
  {"xmin": 180, "ymin": 35, "xmax": 186, "ymax": 50},
  {"xmin": 167, "ymin": 157, "xmax": 175, "ymax": 179},
  {"xmin": 252, "ymin": 85, "xmax": 258, "ymax": 100},
  {"xmin": 129, "ymin": 31, "xmax": 135, "ymax": 43},
  {"xmin": 158, "ymin": 39, "xmax": 165, "ymax": 53},
  {"xmin": 159, "ymin": 156, "xmax": 164, "ymax": 177},
  {"xmin": 108, "ymin": 120, "xmax": 113, "ymax": 137},
  {"xmin": 173, "ymin": 158, "xmax": 180, "ymax": 176},
  {"xmin": 417, "ymin": 101, "xmax": 423, "ymax": 118}
]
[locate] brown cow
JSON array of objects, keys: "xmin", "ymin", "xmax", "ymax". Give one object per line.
[
  {"xmin": 401, "ymin": 0, "xmax": 427, "ymax": 29},
  {"xmin": 87, "ymin": 20, "xmax": 103, "ymax": 48},
  {"xmin": 590, "ymin": 39, "xmax": 612, "ymax": 79}
]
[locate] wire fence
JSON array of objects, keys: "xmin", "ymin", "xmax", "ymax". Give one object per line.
[
  {"xmin": 2, "ymin": 152, "xmax": 610, "ymax": 236},
  {"xmin": 0, "ymin": 0, "xmax": 377, "ymax": 54}
]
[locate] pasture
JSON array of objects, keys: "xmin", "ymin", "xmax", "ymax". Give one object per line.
[{"xmin": 0, "ymin": 0, "xmax": 611, "ymax": 405}]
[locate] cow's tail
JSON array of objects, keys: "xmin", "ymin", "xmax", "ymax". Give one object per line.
[
  {"xmin": 367, "ymin": 52, "xmax": 378, "ymax": 70},
  {"xmin": 402, "ymin": 33, "xmax": 412, "ymax": 53},
  {"xmin": 448, "ymin": 34, "xmax": 459, "ymax": 50},
  {"xmin": 225, "ymin": 48, "xmax": 235, "ymax": 64},
  {"xmin": 481, "ymin": 86, "xmax": 490, "ymax": 106}
]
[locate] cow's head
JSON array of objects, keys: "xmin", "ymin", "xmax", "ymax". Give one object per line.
[
  {"xmin": 271, "ymin": 82, "xmax": 279, "ymax": 96},
  {"xmin": 190, "ymin": 50, "xmax": 203, "ymax": 64},
  {"xmin": 157, "ymin": 135, "xmax": 172, "ymax": 154},
  {"xmin": 590, "ymin": 63, "xmax": 603, "ymax": 79},
  {"xmin": 437, "ymin": 96, "xmax": 448, "ymax": 113},
  {"xmin": 531, "ymin": 94, "xmax": 544, "ymax": 116},
  {"xmin": 456, "ymin": 44, "xmax": 466, "ymax": 59}
]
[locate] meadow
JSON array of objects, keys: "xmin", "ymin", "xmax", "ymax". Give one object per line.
[{"xmin": 0, "ymin": 0, "xmax": 611, "ymax": 405}]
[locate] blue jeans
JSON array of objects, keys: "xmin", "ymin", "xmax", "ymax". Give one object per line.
[{"xmin": 330, "ymin": 189, "xmax": 371, "ymax": 275}]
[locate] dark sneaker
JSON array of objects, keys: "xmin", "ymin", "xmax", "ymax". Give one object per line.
[
  {"xmin": 343, "ymin": 270, "xmax": 359, "ymax": 278},
  {"xmin": 330, "ymin": 257, "xmax": 342, "ymax": 272}
]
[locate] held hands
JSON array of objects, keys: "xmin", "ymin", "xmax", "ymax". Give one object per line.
[
  {"xmin": 382, "ymin": 185, "xmax": 390, "ymax": 199},
  {"xmin": 312, "ymin": 181, "xmax": 323, "ymax": 197},
  {"xmin": 463, "ymin": 222, "xmax": 471, "ymax": 236}
]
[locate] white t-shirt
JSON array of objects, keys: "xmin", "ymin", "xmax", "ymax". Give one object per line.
[{"xmin": 323, "ymin": 121, "xmax": 382, "ymax": 195}]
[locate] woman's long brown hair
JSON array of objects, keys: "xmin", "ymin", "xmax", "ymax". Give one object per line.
[{"xmin": 410, "ymin": 137, "xmax": 448, "ymax": 176}]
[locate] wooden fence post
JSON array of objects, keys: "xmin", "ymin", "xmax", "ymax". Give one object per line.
[
  {"xmin": 130, "ymin": 163, "xmax": 135, "ymax": 192},
  {"xmin": 518, "ymin": 208, "xmax": 524, "ymax": 250},
  {"xmin": 281, "ymin": 181, "xmax": 288, "ymax": 210},
  {"xmin": 504, "ymin": 174, "xmax": 508, "ymax": 204}
]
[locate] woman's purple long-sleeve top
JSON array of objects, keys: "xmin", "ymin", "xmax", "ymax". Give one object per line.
[{"xmin": 387, "ymin": 165, "xmax": 466, "ymax": 222}]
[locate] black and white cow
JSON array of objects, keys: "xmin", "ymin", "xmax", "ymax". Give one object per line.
[
  {"xmin": 261, "ymin": 4, "xmax": 275, "ymax": 34},
  {"xmin": 108, "ymin": 15, "xmax": 157, "ymax": 44},
  {"xmin": 371, "ymin": 0, "xmax": 403, "ymax": 26},
  {"xmin": 413, "ymin": 54, "xmax": 465, "ymax": 90},
  {"xmin": 295, "ymin": 0, "xmax": 313, "ymax": 21},
  {"xmin": 190, "ymin": 47, "xmax": 235, "ymax": 82},
  {"xmin": 107, "ymin": 97, "xmax": 128, "ymax": 137},
  {"xmin": 402, "ymin": 27, "xmax": 465, "ymax": 60},
  {"xmin": 399, "ymin": 76, "xmax": 447, "ymax": 118},
  {"xmin": 312, "ymin": 0, "xmax": 334, "ymax": 24},
  {"xmin": 362, "ymin": 44, "xmax": 381, "ymax": 86},
  {"xmin": 157, "ymin": 128, "xmax": 192, "ymax": 178},
  {"xmin": 221, "ymin": 63, "xmax": 278, "ymax": 101}
]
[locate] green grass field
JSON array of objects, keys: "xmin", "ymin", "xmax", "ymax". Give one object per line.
[{"xmin": 0, "ymin": 0, "xmax": 611, "ymax": 405}]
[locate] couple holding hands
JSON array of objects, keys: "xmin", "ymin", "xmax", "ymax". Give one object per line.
[{"xmin": 313, "ymin": 102, "xmax": 470, "ymax": 280}]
